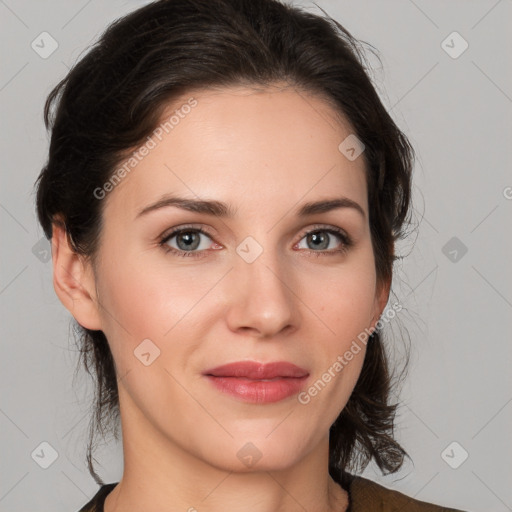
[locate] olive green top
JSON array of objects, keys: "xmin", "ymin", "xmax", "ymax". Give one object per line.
[{"xmin": 77, "ymin": 476, "xmax": 467, "ymax": 511}]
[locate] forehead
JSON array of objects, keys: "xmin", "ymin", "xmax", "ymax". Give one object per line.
[{"xmin": 102, "ymin": 85, "xmax": 368, "ymax": 221}]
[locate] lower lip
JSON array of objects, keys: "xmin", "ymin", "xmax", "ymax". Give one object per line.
[{"xmin": 205, "ymin": 376, "xmax": 308, "ymax": 403}]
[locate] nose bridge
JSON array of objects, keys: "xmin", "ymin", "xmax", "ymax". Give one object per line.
[
  {"xmin": 235, "ymin": 229, "xmax": 288, "ymax": 285},
  {"xmin": 226, "ymin": 232, "xmax": 298, "ymax": 336}
]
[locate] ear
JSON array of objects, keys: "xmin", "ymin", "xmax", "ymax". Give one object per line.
[
  {"xmin": 369, "ymin": 275, "xmax": 392, "ymax": 331},
  {"xmin": 369, "ymin": 243, "xmax": 394, "ymax": 331},
  {"xmin": 51, "ymin": 221, "xmax": 103, "ymax": 331}
]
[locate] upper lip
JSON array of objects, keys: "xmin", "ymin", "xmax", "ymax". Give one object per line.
[{"xmin": 203, "ymin": 361, "xmax": 309, "ymax": 379}]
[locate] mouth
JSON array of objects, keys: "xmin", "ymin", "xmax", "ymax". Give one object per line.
[{"xmin": 202, "ymin": 361, "xmax": 309, "ymax": 404}]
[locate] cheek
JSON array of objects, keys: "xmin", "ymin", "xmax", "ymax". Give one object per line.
[
  {"xmin": 93, "ymin": 251, "xmax": 230, "ymax": 386},
  {"xmin": 306, "ymin": 253, "xmax": 377, "ymax": 344},
  {"xmin": 298, "ymin": 248, "xmax": 377, "ymax": 408},
  {"xmin": 93, "ymin": 248, "xmax": 190, "ymax": 361},
  {"xmin": 93, "ymin": 265, "xmax": 206, "ymax": 425}
]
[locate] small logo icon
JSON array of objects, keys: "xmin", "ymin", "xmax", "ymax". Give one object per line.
[
  {"xmin": 442, "ymin": 237, "xmax": 468, "ymax": 263},
  {"xmin": 441, "ymin": 32, "xmax": 468, "ymax": 59},
  {"xmin": 32, "ymin": 237, "xmax": 51, "ymax": 263},
  {"xmin": 236, "ymin": 236, "xmax": 263, "ymax": 263},
  {"xmin": 441, "ymin": 441, "xmax": 469, "ymax": 469},
  {"xmin": 236, "ymin": 442, "xmax": 263, "ymax": 468},
  {"xmin": 338, "ymin": 134, "xmax": 365, "ymax": 161},
  {"xmin": 31, "ymin": 441, "xmax": 59, "ymax": 469},
  {"xmin": 134, "ymin": 338, "xmax": 161, "ymax": 366},
  {"xmin": 31, "ymin": 32, "xmax": 59, "ymax": 59}
]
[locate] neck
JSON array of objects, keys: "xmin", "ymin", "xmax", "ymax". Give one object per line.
[{"xmin": 104, "ymin": 395, "xmax": 348, "ymax": 512}]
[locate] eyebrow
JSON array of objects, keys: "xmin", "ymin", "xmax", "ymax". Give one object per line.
[{"xmin": 136, "ymin": 194, "xmax": 365, "ymax": 220}]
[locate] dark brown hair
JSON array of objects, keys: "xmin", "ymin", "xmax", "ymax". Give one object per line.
[{"xmin": 34, "ymin": 0, "xmax": 414, "ymax": 488}]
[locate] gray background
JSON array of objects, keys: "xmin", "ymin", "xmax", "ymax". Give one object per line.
[{"xmin": 1, "ymin": 0, "xmax": 511, "ymax": 510}]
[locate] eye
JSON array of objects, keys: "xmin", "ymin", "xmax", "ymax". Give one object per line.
[
  {"xmin": 159, "ymin": 224, "xmax": 352, "ymax": 258},
  {"xmin": 159, "ymin": 226, "xmax": 217, "ymax": 258},
  {"xmin": 295, "ymin": 226, "xmax": 352, "ymax": 256}
]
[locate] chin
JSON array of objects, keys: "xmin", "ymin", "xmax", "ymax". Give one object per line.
[{"xmin": 197, "ymin": 432, "xmax": 311, "ymax": 474}]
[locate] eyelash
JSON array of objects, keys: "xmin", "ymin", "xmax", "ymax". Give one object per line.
[{"xmin": 158, "ymin": 224, "xmax": 353, "ymax": 259}]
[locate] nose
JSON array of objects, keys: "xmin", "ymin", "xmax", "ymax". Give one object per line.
[{"xmin": 224, "ymin": 245, "xmax": 299, "ymax": 339}]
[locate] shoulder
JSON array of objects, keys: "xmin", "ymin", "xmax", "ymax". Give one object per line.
[
  {"xmin": 348, "ymin": 475, "xmax": 467, "ymax": 512},
  {"xmin": 76, "ymin": 483, "xmax": 118, "ymax": 512}
]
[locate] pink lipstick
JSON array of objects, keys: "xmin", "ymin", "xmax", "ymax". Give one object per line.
[{"xmin": 203, "ymin": 361, "xmax": 309, "ymax": 403}]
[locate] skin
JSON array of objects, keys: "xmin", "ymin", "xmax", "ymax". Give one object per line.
[{"xmin": 52, "ymin": 84, "xmax": 391, "ymax": 512}]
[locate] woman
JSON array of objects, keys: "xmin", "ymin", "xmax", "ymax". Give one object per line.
[{"xmin": 34, "ymin": 0, "xmax": 467, "ymax": 510}]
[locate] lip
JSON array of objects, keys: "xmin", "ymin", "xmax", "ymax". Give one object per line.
[{"xmin": 203, "ymin": 361, "xmax": 309, "ymax": 404}]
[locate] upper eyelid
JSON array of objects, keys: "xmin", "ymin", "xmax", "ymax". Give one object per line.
[{"xmin": 160, "ymin": 224, "xmax": 216, "ymax": 241}]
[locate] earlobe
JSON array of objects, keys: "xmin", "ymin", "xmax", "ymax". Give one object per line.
[{"xmin": 51, "ymin": 222, "xmax": 103, "ymax": 331}]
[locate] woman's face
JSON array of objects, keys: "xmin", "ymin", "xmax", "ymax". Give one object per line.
[{"xmin": 82, "ymin": 85, "xmax": 389, "ymax": 472}]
